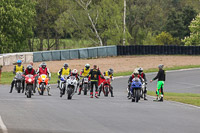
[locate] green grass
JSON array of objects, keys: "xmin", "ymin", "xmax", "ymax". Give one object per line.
[
  {"xmin": 1, "ymin": 64, "xmax": 200, "ymax": 84},
  {"xmin": 148, "ymin": 91, "xmax": 200, "ymax": 107}
]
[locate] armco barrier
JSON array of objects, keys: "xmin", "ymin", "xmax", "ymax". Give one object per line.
[
  {"xmin": 117, "ymin": 45, "xmax": 200, "ymax": 55},
  {"xmin": 79, "ymin": 48, "xmax": 89, "ymax": 59},
  {"xmin": 88, "ymin": 47, "xmax": 98, "ymax": 58},
  {"xmin": 52, "ymin": 50, "xmax": 61, "ymax": 61},
  {"xmin": 70, "ymin": 49, "xmax": 79, "ymax": 59},
  {"xmin": 0, "ymin": 56, "xmax": 3, "ymax": 66},
  {"xmin": 33, "ymin": 52, "xmax": 43, "ymax": 62},
  {"xmin": 33, "ymin": 45, "xmax": 117, "ymax": 62},
  {"xmin": 42, "ymin": 51, "xmax": 52, "ymax": 61},
  {"xmin": 97, "ymin": 47, "xmax": 107, "ymax": 57},
  {"xmin": 61, "ymin": 50, "xmax": 70, "ymax": 60}
]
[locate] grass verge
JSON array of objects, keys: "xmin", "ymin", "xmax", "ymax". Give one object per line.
[
  {"xmin": 148, "ymin": 91, "xmax": 200, "ymax": 107},
  {"xmin": 1, "ymin": 64, "xmax": 200, "ymax": 84}
]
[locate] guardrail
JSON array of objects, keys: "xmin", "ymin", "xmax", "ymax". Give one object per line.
[
  {"xmin": 33, "ymin": 46, "xmax": 117, "ymax": 62},
  {"xmin": 117, "ymin": 45, "xmax": 200, "ymax": 55}
]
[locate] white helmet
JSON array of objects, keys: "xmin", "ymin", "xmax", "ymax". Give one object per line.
[
  {"xmin": 72, "ymin": 69, "xmax": 78, "ymax": 75},
  {"xmin": 138, "ymin": 67, "xmax": 143, "ymax": 73},
  {"xmin": 133, "ymin": 69, "xmax": 139, "ymax": 75}
]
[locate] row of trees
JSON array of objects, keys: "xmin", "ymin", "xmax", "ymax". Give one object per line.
[{"xmin": 0, "ymin": 0, "xmax": 200, "ymax": 53}]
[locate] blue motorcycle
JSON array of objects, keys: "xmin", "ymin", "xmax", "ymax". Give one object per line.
[{"xmin": 130, "ymin": 78, "xmax": 142, "ymax": 102}]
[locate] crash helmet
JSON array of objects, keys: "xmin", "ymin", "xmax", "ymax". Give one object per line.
[
  {"xmin": 27, "ymin": 65, "xmax": 33, "ymax": 72},
  {"xmin": 17, "ymin": 60, "xmax": 22, "ymax": 64},
  {"xmin": 72, "ymin": 69, "xmax": 78, "ymax": 76},
  {"xmin": 64, "ymin": 63, "xmax": 68, "ymax": 69},
  {"xmin": 108, "ymin": 68, "xmax": 114, "ymax": 75},
  {"xmin": 158, "ymin": 64, "xmax": 164, "ymax": 69},
  {"xmin": 138, "ymin": 67, "xmax": 143, "ymax": 73},
  {"xmin": 41, "ymin": 62, "xmax": 46, "ymax": 69},
  {"xmin": 133, "ymin": 69, "xmax": 139, "ymax": 76},
  {"xmin": 85, "ymin": 64, "xmax": 90, "ymax": 70}
]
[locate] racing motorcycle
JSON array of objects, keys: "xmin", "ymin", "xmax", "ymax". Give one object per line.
[
  {"xmin": 14, "ymin": 72, "xmax": 23, "ymax": 93},
  {"xmin": 24, "ymin": 74, "xmax": 36, "ymax": 98},
  {"xmin": 81, "ymin": 76, "xmax": 90, "ymax": 95},
  {"xmin": 65, "ymin": 76, "xmax": 78, "ymax": 99},
  {"xmin": 102, "ymin": 76, "xmax": 111, "ymax": 97},
  {"xmin": 37, "ymin": 74, "xmax": 50, "ymax": 95},
  {"xmin": 130, "ymin": 78, "xmax": 142, "ymax": 102}
]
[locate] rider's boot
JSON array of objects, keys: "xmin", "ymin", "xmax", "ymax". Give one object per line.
[
  {"xmin": 98, "ymin": 89, "xmax": 101, "ymax": 96},
  {"xmin": 144, "ymin": 93, "xmax": 147, "ymax": 100},
  {"xmin": 10, "ymin": 81, "xmax": 15, "ymax": 93},
  {"xmin": 78, "ymin": 88, "xmax": 81, "ymax": 95},
  {"xmin": 90, "ymin": 92, "xmax": 93, "ymax": 98},
  {"xmin": 47, "ymin": 86, "xmax": 51, "ymax": 96},
  {"xmin": 158, "ymin": 95, "xmax": 163, "ymax": 102},
  {"xmin": 95, "ymin": 91, "xmax": 99, "ymax": 98}
]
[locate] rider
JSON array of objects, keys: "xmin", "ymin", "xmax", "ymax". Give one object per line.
[
  {"xmin": 150, "ymin": 64, "xmax": 165, "ymax": 102},
  {"xmin": 87, "ymin": 65, "xmax": 104, "ymax": 98},
  {"xmin": 78, "ymin": 64, "xmax": 90, "ymax": 95},
  {"xmin": 24, "ymin": 65, "xmax": 36, "ymax": 93},
  {"xmin": 36, "ymin": 62, "xmax": 51, "ymax": 96},
  {"xmin": 127, "ymin": 69, "xmax": 143, "ymax": 99},
  {"xmin": 10, "ymin": 60, "xmax": 25, "ymax": 93},
  {"xmin": 98, "ymin": 68, "xmax": 114, "ymax": 97},
  {"xmin": 57, "ymin": 63, "xmax": 71, "ymax": 91},
  {"xmin": 138, "ymin": 67, "xmax": 148, "ymax": 100},
  {"xmin": 60, "ymin": 69, "xmax": 79, "ymax": 97}
]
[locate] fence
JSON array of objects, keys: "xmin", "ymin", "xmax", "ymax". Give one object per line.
[
  {"xmin": 33, "ymin": 46, "xmax": 117, "ymax": 62},
  {"xmin": 117, "ymin": 45, "xmax": 200, "ymax": 55}
]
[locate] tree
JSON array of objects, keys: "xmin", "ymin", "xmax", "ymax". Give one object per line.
[
  {"xmin": 156, "ymin": 32, "xmax": 180, "ymax": 45},
  {"xmin": 56, "ymin": 0, "xmax": 125, "ymax": 46},
  {"xmin": 0, "ymin": 0, "xmax": 36, "ymax": 53},
  {"xmin": 182, "ymin": 13, "xmax": 200, "ymax": 46}
]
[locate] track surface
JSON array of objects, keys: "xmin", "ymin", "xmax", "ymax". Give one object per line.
[{"xmin": 0, "ymin": 69, "xmax": 200, "ymax": 133}]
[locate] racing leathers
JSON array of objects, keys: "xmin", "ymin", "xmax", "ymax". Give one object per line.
[
  {"xmin": 78, "ymin": 68, "xmax": 90, "ymax": 95},
  {"xmin": 57, "ymin": 67, "xmax": 71, "ymax": 89},
  {"xmin": 88, "ymin": 68, "xmax": 104, "ymax": 98},
  {"xmin": 10, "ymin": 65, "xmax": 25, "ymax": 93},
  {"xmin": 98, "ymin": 71, "xmax": 114, "ymax": 97},
  {"xmin": 24, "ymin": 68, "xmax": 36, "ymax": 93},
  {"xmin": 139, "ymin": 72, "xmax": 148, "ymax": 100},
  {"xmin": 36, "ymin": 67, "xmax": 51, "ymax": 96}
]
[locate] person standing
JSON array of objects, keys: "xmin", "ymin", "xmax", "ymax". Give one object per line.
[
  {"xmin": 88, "ymin": 65, "xmax": 104, "ymax": 98},
  {"xmin": 150, "ymin": 64, "xmax": 165, "ymax": 102}
]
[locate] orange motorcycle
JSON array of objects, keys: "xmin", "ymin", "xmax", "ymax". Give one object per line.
[{"xmin": 37, "ymin": 74, "xmax": 49, "ymax": 95}]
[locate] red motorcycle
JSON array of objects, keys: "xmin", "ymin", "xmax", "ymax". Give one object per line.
[
  {"xmin": 24, "ymin": 74, "xmax": 36, "ymax": 98},
  {"xmin": 102, "ymin": 77, "xmax": 111, "ymax": 97}
]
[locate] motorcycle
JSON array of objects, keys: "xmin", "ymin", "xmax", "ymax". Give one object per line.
[
  {"xmin": 65, "ymin": 76, "xmax": 78, "ymax": 99},
  {"xmin": 130, "ymin": 78, "xmax": 142, "ymax": 102},
  {"xmin": 81, "ymin": 76, "xmax": 90, "ymax": 95},
  {"xmin": 14, "ymin": 72, "xmax": 23, "ymax": 93},
  {"xmin": 24, "ymin": 74, "xmax": 36, "ymax": 98},
  {"xmin": 102, "ymin": 76, "xmax": 111, "ymax": 97},
  {"xmin": 37, "ymin": 74, "xmax": 50, "ymax": 95}
]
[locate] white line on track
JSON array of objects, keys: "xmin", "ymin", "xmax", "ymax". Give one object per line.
[{"xmin": 0, "ymin": 116, "xmax": 8, "ymax": 133}]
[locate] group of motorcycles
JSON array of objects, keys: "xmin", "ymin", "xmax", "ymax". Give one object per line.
[
  {"xmin": 13, "ymin": 71, "xmax": 146, "ymax": 102},
  {"xmin": 13, "ymin": 72, "xmax": 113, "ymax": 100},
  {"xmin": 13, "ymin": 72, "xmax": 50, "ymax": 98}
]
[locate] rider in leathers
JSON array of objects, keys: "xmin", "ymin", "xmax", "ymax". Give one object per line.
[
  {"xmin": 98, "ymin": 68, "xmax": 114, "ymax": 97},
  {"xmin": 10, "ymin": 60, "xmax": 25, "ymax": 93},
  {"xmin": 78, "ymin": 64, "xmax": 90, "ymax": 95},
  {"xmin": 36, "ymin": 62, "xmax": 51, "ymax": 96},
  {"xmin": 138, "ymin": 67, "xmax": 148, "ymax": 100},
  {"xmin": 24, "ymin": 65, "xmax": 36, "ymax": 94}
]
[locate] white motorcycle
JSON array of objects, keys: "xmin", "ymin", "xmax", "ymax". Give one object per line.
[{"xmin": 66, "ymin": 76, "xmax": 78, "ymax": 99}]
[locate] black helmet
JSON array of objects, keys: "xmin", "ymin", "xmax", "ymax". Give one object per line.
[
  {"xmin": 138, "ymin": 67, "xmax": 143, "ymax": 73},
  {"xmin": 108, "ymin": 68, "xmax": 114, "ymax": 74},
  {"xmin": 64, "ymin": 63, "xmax": 68, "ymax": 68},
  {"xmin": 41, "ymin": 62, "xmax": 46, "ymax": 69},
  {"xmin": 27, "ymin": 65, "xmax": 33, "ymax": 72},
  {"xmin": 85, "ymin": 64, "xmax": 90, "ymax": 70}
]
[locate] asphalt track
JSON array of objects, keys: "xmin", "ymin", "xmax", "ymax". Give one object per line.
[{"xmin": 0, "ymin": 69, "xmax": 200, "ymax": 133}]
